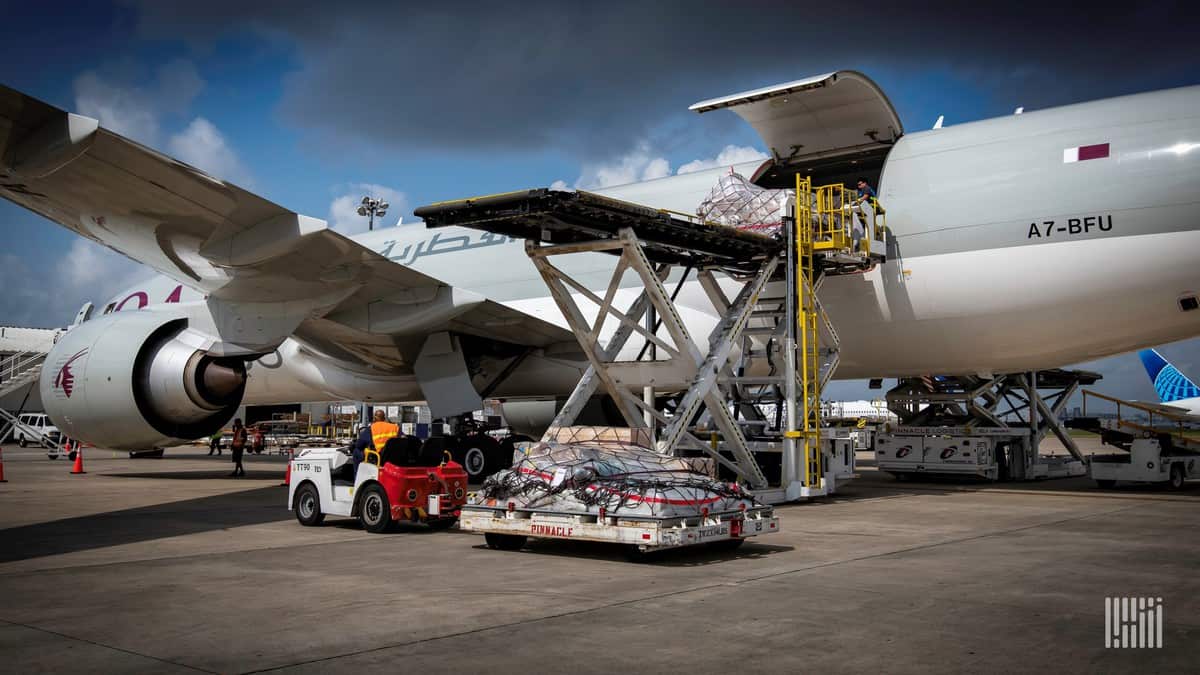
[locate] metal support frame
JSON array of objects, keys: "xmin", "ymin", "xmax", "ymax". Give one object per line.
[
  {"xmin": 527, "ymin": 228, "xmax": 775, "ymax": 488},
  {"xmin": 885, "ymin": 370, "xmax": 1087, "ymax": 462},
  {"xmin": 420, "ymin": 180, "xmax": 884, "ymax": 501}
]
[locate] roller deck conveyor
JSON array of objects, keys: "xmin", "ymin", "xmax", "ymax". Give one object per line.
[{"xmin": 414, "ymin": 188, "xmax": 783, "ymax": 274}]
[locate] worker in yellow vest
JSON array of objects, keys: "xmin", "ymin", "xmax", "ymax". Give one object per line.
[{"xmin": 369, "ymin": 409, "xmax": 400, "ymax": 462}]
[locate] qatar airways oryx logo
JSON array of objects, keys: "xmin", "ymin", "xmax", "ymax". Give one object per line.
[{"xmin": 53, "ymin": 349, "xmax": 88, "ymax": 398}]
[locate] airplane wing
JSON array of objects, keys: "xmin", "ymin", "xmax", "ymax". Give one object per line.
[{"xmin": 0, "ymin": 84, "xmax": 571, "ymax": 368}]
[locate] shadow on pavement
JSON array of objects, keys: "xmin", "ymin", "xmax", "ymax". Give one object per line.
[
  {"xmin": 471, "ymin": 537, "xmax": 794, "ymax": 566},
  {"xmin": 109, "ymin": 471, "xmax": 285, "ymax": 481},
  {"xmin": 843, "ymin": 468, "xmax": 1200, "ymax": 500},
  {"xmin": 0, "ymin": 485, "xmax": 289, "ymax": 563}
]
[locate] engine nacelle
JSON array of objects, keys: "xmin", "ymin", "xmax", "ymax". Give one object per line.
[
  {"xmin": 498, "ymin": 396, "xmax": 628, "ymax": 438},
  {"xmin": 41, "ymin": 312, "xmax": 247, "ymax": 449}
]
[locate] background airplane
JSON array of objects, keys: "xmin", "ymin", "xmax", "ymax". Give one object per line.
[{"xmin": 1138, "ymin": 348, "xmax": 1200, "ymax": 416}]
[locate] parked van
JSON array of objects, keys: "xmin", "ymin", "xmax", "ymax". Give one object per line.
[{"xmin": 8, "ymin": 413, "xmax": 62, "ymax": 451}]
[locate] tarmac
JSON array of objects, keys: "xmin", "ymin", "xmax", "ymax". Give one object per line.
[{"xmin": 0, "ymin": 439, "xmax": 1196, "ymax": 673}]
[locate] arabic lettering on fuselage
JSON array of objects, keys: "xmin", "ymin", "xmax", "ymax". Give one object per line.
[{"xmin": 378, "ymin": 231, "xmax": 517, "ymax": 266}]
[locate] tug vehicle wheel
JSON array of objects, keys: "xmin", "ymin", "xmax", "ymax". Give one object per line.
[
  {"xmin": 1169, "ymin": 465, "xmax": 1185, "ymax": 491},
  {"xmin": 484, "ymin": 533, "xmax": 526, "ymax": 550},
  {"xmin": 293, "ymin": 483, "xmax": 325, "ymax": 526},
  {"xmin": 358, "ymin": 485, "xmax": 393, "ymax": 533}
]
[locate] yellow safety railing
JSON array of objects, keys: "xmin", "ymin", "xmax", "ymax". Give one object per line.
[
  {"xmin": 1080, "ymin": 389, "xmax": 1196, "ymax": 448},
  {"xmin": 803, "ymin": 183, "xmax": 886, "ymax": 257},
  {"xmin": 796, "ymin": 175, "xmax": 823, "ymax": 487}
]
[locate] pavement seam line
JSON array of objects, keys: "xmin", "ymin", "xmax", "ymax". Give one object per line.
[{"xmin": 0, "ymin": 617, "xmax": 217, "ymax": 673}]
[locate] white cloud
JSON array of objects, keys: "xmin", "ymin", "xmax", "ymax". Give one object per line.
[
  {"xmin": 0, "ymin": 239, "xmax": 148, "ymax": 329},
  {"xmin": 73, "ymin": 60, "xmax": 251, "ymax": 185},
  {"xmin": 574, "ymin": 142, "xmax": 672, "ymax": 189},
  {"xmin": 73, "ymin": 60, "xmax": 203, "ymax": 147},
  {"xmin": 556, "ymin": 143, "xmax": 768, "ymax": 191},
  {"xmin": 676, "ymin": 145, "xmax": 768, "ymax": 175},
  {"xmin": 167, "ymin": 118, "xmax": 252, "ymax": 185},
  {"xmin": 328, "ymin": 183, "xmax": 409, "ymax": 235}
]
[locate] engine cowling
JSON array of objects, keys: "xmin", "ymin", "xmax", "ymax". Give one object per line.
[{"xmin": 40, "ymin": 312, "xmax": 247, "ymax": 449}]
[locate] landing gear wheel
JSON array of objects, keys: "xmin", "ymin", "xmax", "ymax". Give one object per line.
[
  {"xmin": 18, "ymin": 437, "xmax": 26, "ymax": 448},
  {"xmin": 457, "ymin": 434, "xmax": 503, "ymax": 480},
  {"xmin": 484, "ymin": 533, "xmax": 526, "ymax": 550},
  {"xmin": 1169, "ymin": 465, "xmax": 1185, "ymax": 491},
  {"xmin": 1096, "ymin": 479, "xmax": 1117, "ymax": 490},
  {"xmin": 293, "ymin": 483, "xmax": 325, "ymax": 526},
  {"xmin": 427, "ymin": 517, "xmax": 457, "ymax": 531},
  {"xmin": 68, "ymin": 451, "xmax": 78, "ymax": 462},
  {"xmin": 358, "ymin": 485, "xmax": 393, "ymax": 533},
  {"xmin": 461, "ymin": 446, "xmax": 487, "ymax": 478}
]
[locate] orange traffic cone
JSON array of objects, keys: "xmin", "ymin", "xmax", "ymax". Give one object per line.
[
  {"xmin": 0, "ymin": 447, "xmax": 7, "ymax": 482},
  {"xmin": 69, "ymin": 441, "xmax": 86, "ymax": 475}
]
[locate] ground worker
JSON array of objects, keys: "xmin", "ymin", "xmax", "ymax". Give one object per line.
[
  {"xmin": 369, "ymin": 410, "xmax": 400, "ymax": 462},
  {"xmin": 229, "ymin": 418, "xmax": 247, "ymax": 477},
  {"xmin": 351, "ymin": 423, "xmax": 372, "ymax": 477}
]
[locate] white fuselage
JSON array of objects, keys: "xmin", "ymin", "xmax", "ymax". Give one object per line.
[{"xmin": 95, "ymin": 85, "xmax": 1200, "ymax": 405}]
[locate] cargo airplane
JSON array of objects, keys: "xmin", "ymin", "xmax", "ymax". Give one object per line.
[{"xmin": 1, "ymin": 71, "xmax": 1197, "ymax": 470}]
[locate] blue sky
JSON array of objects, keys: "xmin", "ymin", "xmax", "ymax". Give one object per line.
[{"xmin": 1, "ymin": 1, "xmax": 1198, "ymax": 405}]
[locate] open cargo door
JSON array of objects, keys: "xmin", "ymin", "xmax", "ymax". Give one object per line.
[{"xmin": 690, "ymin": 71, "xmax": 903, "ymax": 187}]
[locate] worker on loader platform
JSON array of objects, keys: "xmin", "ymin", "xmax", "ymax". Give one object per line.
[{"xmin": 852, "ymin": 177, "xmax": 883, "ymax": 249}]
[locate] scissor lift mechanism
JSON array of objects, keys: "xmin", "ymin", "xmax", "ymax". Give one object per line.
[{"xmin": 415, "ymin": 182, "xmax": 884, "ymax": 505}]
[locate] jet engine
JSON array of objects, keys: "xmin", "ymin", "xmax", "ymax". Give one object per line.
[{"xmin": 40, "ymin": 312, "xmax": 247, "ymax": 449}]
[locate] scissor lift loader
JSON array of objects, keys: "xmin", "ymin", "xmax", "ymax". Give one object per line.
[{"xmin": 414, "ymin": 181, "xmax": 884, "ymax": 552}]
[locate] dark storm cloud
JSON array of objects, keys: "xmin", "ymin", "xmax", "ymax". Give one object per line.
[{"xmin": 130, "ymin": 1, "xmax": 1200, "ymax": 159}]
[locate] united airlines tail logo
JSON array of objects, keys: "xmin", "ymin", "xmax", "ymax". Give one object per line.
[
  {"xmin": 1153, "ymin": 365, "xmax": 1200, "ymax": 403},
  {"xmin": 54, "ymin": 349, "xmax": 88, "ymax": 398},
  {"xmin": 1138, "ymin": 349, "xmax": 1199, "ymax": 403}
]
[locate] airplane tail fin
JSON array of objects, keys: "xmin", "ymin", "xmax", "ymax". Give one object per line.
[{"xmin": 1138, "ymin": 349, "xmax": 1200, "ymax": 403}]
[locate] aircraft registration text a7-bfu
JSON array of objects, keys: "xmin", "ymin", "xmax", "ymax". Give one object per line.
[{"xmin": 0, "ymin": 70, "xmax": 1197, "ymax": 451}]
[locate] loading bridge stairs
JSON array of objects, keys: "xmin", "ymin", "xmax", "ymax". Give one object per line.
[
  {"xmin": 415, "ymin": 178, "xmax": 886, "ymax": 502},
  {"xmin": 0, "ymin": 350, "xmax": 58, "ymax": 450}
]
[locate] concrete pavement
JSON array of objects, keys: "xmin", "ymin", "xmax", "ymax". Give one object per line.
[{"xmin": 0, "ymin": 443, "xmax": 1195, "ymax": 673}]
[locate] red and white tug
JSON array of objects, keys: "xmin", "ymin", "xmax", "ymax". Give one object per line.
[{"xmin": 287, "ymin": 446, "xmax": 468, "ymax": 532}]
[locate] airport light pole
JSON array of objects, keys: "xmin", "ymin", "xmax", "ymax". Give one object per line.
[
  {"xmin": 357, "ymin": 196, "xmax": 390, "ymax": 231},
  {"xmin": 354, "ymin": 196, "xmax": 388, "ymax": 430}
]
